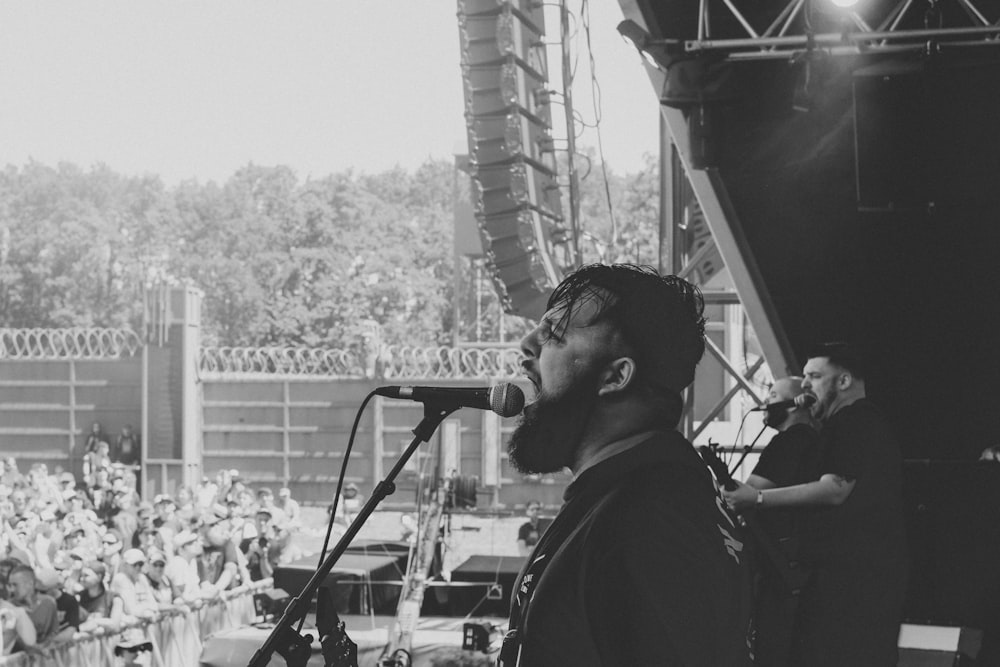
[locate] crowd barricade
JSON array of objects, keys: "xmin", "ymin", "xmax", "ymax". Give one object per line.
[{"xmin": 0, "ymin": 578, "xmax": 271, "ymax": 667}]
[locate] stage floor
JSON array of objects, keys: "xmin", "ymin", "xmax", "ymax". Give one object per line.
[{"xmin": 199, "ymin": 614, "xmax": 505, "ymax": 667}]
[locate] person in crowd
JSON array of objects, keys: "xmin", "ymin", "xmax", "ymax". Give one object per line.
[
  {"xmin": 165, "ymin": 531, "xmax": 203, "ymax": 602},
  {"xmin": 144, "ymin": 550, "xmax": 178, "ymax": 606},
  {"xmin": 6, "ymin": 565, "xmax": 58, "ymax": 644},
  {"xmin": 77, "ymin": 561, "xmax": 113, "ymax": 618},
  {"xmin": 31, "ymin": 510, "xmax": 62, "ymax": 572},
  {"xmin": 7, "ymin": 490, "xmax": 28, "ymax": 529},
  {"xmin": 174, "ymin": 486, "xmax": 197, "ymax": 527},
  {"xmin": 83, "ymin": 422, "xmax": 107, "ymax": 456},
  {"xmin": 111, "ymin": 549, "xmax": 158, "ymax": 618},
  {"xmin": 740, "ymin": 377, "xmax": 821, "ymax": 667},
  {"xmin": 516, "ymin": 500, "xmax": 542, "ymax": 556},
  {"xmin": 724, "ymin": 342, "xmax": 907, "ymax": 667},
  {"xmin": 342, "ymin": 483, "xmax": 363, "ymax": 523},
  {"xmin": 254, "ymin": 488, "xmax": 286, "ymax": 526},
  {"xmin": 275, "ymin": 487, "xmax": 300, "ymax": 527},
  {"xmin": 498, "ymin": 264, "xmax": 753, "ymax": 666},
  {"xmin": 83, "ymin": 441, "xmax": 111, "ymax": 490},
  {"xmin": 110, "ymin": 493, "xmax": 140, "ymax": 550},
  {"xmin": 34, "ymin": 568, "xmax": 79, "ymax": 642},
  {"xmin": 113, "ymin": 424, "xmax": 140, "ymax": 468},
  {"xmin": 239, "ymin": 508, "xmax": 278, "ymax": 581},
  {"xmin": 196, "ymin": 508, "xmax": 240, "ymax": 594},
  {"xmin": 3, "ymin": 524, "xmax": 33, "ymax": 570},
  {"xmin": 0, "ymin": 595, "xmax": 36, "ymax": 655},
  {"xmin": 1, "ymin": 459, "xmax": 24, "ymax": 490},
  {"xmin": 99, "ymin": 531, "xmax": 124, "ymax": 576}
]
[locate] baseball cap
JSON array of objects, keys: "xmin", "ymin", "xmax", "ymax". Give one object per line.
[
  {"xmin": 173, "ymin": 531, "xmax": 199, "ymax": 550},
  {"xmin": 122, "ymin": 549, "xmax": 146, "ymax": 566},
  {"xmin": 148, "ymin": 550, "xmax": 167, "ymax": 566},
  {"xmin": 102, "ymin": 532, "xmax": 123, "ymax": 553}
]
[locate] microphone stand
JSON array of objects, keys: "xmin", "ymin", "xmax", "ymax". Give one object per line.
[
  {"xmin": 727, "ymin": 422, "xmax": 768, "ymax": 478},
  {"xmin": 247, "ymin": 402, "xmax": 459, "ymax": 667}
]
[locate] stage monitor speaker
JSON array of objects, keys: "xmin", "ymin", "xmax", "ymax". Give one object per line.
[{"xmin": 448, "ymin": 554, "xmax": 526, "ymax": 618}]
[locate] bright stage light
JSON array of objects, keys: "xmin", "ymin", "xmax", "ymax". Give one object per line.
[{"xmin": 829, "ymin": 0, "xmax": 860, "ymax": 8}]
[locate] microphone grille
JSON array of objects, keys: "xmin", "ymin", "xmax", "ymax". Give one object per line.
[
  {"xmin": 490, "ymin": 383, "xmax": 526, "ymax": 418},
  {"xmin": 796, "ymin": 393, "xmax": 817, "ymax": 408}
]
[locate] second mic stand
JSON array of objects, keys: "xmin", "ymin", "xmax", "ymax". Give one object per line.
[
  {"xmin": 247, "ymin": 402, "xmax": 459, "ymax": 667},
  {"xmin": 727, "ymin": 422, "xmax": 768, "ymax": 478}
]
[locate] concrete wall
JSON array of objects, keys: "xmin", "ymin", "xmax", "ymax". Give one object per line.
[
  {"xmin": 199, "ymin": 377, "xmax": 564, "ymax": 509},
  {"xmin": 0, "ymin": 358, "xmax": 142, "ymax": 479}
]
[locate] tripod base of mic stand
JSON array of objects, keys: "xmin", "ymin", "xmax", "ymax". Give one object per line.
[{"xmin": 271, "ymin": 623, "xmax": 313, "ymax": 667}]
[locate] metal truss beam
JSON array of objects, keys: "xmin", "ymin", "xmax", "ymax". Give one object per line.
[{"xmin": 684, "ymin": 0, "xmax": 1000, "ymax": 60}]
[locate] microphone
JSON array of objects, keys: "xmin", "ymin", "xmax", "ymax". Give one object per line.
[
  {"xmin": 374, "ymin": 382, "xmax": 525, "ymax": 418},
  {"xmin": 750, "ymin": 394, "xmax": 815, "ymax": 412}
]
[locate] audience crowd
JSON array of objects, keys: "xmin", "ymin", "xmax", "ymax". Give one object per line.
[{"xmin": 0, "ymin": 439, "xmax": 306, "ymax": 656}]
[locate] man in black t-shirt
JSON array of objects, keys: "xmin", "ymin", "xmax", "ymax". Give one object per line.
[
  {"xmin": 725, "ymin": 343, "xmax": 907, "ymax": 667},
  {"xmin": 743, "ymin": 376, "xmax": 820, "ymax": 667},
  {"xmin": 515, "ymin": 501, "xmax": 542, "ymax": 556},
  {"xmin": 500, "ymin": 265, "xmax": 753, "ymax": 667}
]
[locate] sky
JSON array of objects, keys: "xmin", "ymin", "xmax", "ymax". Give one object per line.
[{"xmin": 0, "ymin": 0, "xmax": 660, "ymax": 185}]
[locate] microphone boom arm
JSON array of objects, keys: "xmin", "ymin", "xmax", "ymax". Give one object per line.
[{"xmin": 246, "ymin": 402, "xmax": 459, "ymax": 667}]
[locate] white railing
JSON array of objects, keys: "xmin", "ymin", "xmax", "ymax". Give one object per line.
[{"xmin": 0, "ymin": 328, "xmax": 142, "ymax": 360}]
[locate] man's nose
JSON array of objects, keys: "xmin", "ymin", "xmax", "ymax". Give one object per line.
[{"xmin": 520, "ymin": 325, "xmax": 541, "ymax": 360}]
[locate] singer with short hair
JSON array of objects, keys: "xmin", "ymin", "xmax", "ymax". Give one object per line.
[
  {"xmin": 724, "ymin": 342, "xmax": 907, "ymax": 667},
  {"xmin": 743, "ymin": 376, "xmax": 820, "ymax": 667},
  {"xmin": 499, "ymin": 264, "xmax": 753, "ymax": 667}
]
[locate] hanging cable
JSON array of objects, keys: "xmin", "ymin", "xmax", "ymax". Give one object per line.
[{"xmin": 580, "ymin": 0, "xmax": 619, "ymax": 248}]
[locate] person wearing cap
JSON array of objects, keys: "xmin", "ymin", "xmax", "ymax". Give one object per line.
[
  {"xmin": 275, "ymin": 487, "xmax": 301, "ymax": 527},
  {"xmin": 498, "ymin": 265, "xmax": 753, "ymax": 667},
  {"xmin": 239, "ymin": 508, "xmax": 278, "ymax": 581},
  {"xmin": 34, "ymin": 568, "xmax": 79, "ymax": 642},
  {"xmin": 196, "ymin": 508, "xmax": 240, "ymax": 594},
  {"xmin": 99, "ymin": 531, "xmax": 124, "ymax": 577},
  {"xmin": 165, "ymin": 531, "xmax": 203, "ymax": 601},
  {"xmin": 143, "ymin": 551, "xmax": 178, "ymax": 606},
  {"xmin": 110, "ymin": 549, "xmax": 158, "ymax": 618},
  {"xmin": 6, "ymin": 565, "xmax": 58, "ymax": 644},
  {"xmin": 254, "ymin": 488, "xmax": 286, "ymax": 526}
]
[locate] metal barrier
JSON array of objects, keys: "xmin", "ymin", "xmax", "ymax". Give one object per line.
[
  {"xmin": 199, "ymin": 346, "xmax": 367, "ymax": 378},
  {"xmin": 198, "ymin": 343, "xmax": 522, "ymax": 380},
  {"xmin": 0, "ymin": 328, "xmax": 142, "ymax": 360},
  {"xmin": 0, "ymin": 579, "xmax": 270, "ymax": 667}
]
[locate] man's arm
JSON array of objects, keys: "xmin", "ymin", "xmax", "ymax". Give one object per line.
[
  {"xmin": 744, "ymin": 474, "xmax": 776, "ymax": 490},
  {"xmin": 723, "ymin": 474, "xmax": 856, "ymax": 511}
]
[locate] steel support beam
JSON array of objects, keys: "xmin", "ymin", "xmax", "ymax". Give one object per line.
[{"xmin": 619, "ymin": 0, "xmax": 799, "ymax": 379}]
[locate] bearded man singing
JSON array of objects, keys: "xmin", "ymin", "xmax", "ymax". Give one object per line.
[{"xmin": 498, "ymin": 264, "xmax": 754, "ymax": 667}]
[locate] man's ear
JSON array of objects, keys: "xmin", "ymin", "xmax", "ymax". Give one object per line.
[
  {"xmin": 597, "ymin": 357, "xmax": 637, "ymax": 396},
  {"xmin": 837, "ymin": 371, "xmax": 853, "ymax": 391}
]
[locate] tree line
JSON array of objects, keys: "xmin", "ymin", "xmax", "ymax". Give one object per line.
[{"xmin": 0, "ymin": 156, "xmax": 659, "ymax": 348}]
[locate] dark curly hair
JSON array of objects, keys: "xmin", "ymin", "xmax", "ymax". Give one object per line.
[{"xmin": 545, "ymin": 263, "xmax": 706, "ymax": 399}]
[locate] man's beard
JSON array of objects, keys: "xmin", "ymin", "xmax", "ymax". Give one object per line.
[{"xmin": 507, "ymin": 371, "xmax": 600, "ymax": 474}]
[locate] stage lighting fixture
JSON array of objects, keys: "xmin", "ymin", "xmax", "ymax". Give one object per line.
[{"xmin": 616, "ymin": 19, "xmax": 678, "ymax": 69}]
